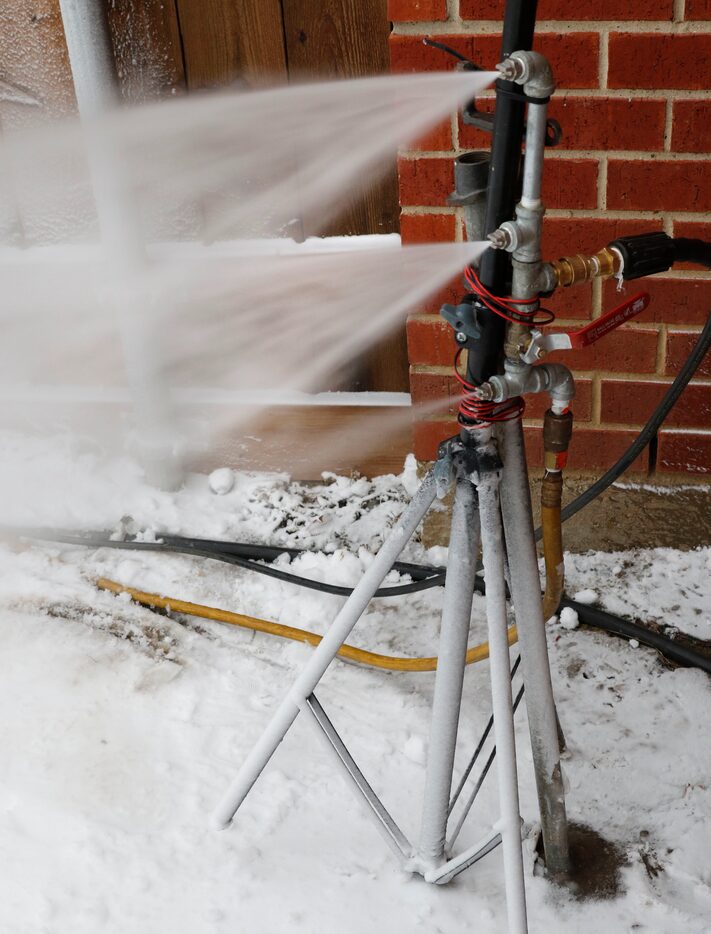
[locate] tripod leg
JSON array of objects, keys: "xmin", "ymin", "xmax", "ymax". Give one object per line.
[
  {"xmin": 212, "ymin": 470, "xmax": 438, "ymax": 830},
  {"xmin": 498, "ymin": 418, "xmax": 570, "ymax": 877},
  {"xmin": 477, "ymin": 464, "xmax": 528, "ymax": 934},
  {"xmin": 417, "ymin": 476, "xmax": 479, "ymax": 870}
]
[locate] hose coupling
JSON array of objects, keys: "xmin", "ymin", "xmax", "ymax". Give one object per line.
[
  {"xmin": 543, "ymin": 408, "xmax": 573, "ymax": 472},
  {"xmin": 550, "ymin": 247, "xmax": 621, "ymax": 287}
]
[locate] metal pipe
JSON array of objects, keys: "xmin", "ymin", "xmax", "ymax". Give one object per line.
[
  {"xmin": 212, "ymin": 471, "xmax": 439, "ymax": 830},
  {"xmin": 476, "ymin": 452, "xmax": 528, "ymax": 934},
  {"xmin": 57, "ymin": 0, "xmax": 182, "ymax": 489},
  {"xmin": 520, "ymin": 101, "xmax": 547, "ymax": 210},
  {"xmin": 417, "ymin": 476, "xmax": 480, "ymax": 870},
  {"xmin": 467, "ymin": 0, "xmax": 538, "ymax": 384},
  {"xmin": 57, "ymin": 0, "xmax": 118, "ymax": 117},
  {"xmin": 497, "ymin": 418, "xmax": 570, "ymax": 878},
  {"xmin": 304, "ymin": 694, "xmax": 414, "ymax": 862}
]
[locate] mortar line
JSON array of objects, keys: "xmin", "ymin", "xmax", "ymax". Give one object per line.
[
  {"xmin": 391, "ymin": 20, "xmax": 711, "ymax": 35},
  {"xmin": 663, "ymin": 98, "xmax": 674, "ymax": 153},
  {"xmin": 599, "ymin": 28, "xmax": 609, "ymax": 90},
  {"xmin": 597, "ymin": 157, "xmax": 608, "ymax": 212},
  {"xmin": 399, "ymin": 148, "xmax": 711, "ymax": 161}
]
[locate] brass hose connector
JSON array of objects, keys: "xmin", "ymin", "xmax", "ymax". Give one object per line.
[
  {"xmin": 541, "ymin": 471, "xmax": 564, "ymax": 622},
  {"xmin": 550, "ymin": 246, "xmax": 621, "ymax": 287},
  {"xmin": 541, "ymin": 408, "xmax": 573, "ymax": 621},
  {"xmin": 543, "ymin": 408, "xmax": 573, "ymax": 471}
]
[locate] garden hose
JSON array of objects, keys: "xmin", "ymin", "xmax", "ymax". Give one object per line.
[
  {"xmin": 97, "ymin": 576, "xmax": 518, "ymax": 671},
  {"xmin": 541, "ymin": 472, "xmax": 564, "ymax": 623}
]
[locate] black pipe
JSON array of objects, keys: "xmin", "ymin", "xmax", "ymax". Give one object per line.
[{"xmin": 466, "ymin": 0, "xmax": 538, "ymax": 385}]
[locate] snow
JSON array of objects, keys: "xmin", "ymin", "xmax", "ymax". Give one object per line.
[
  {"xmin": 559, "ymin": 607, "xmax": 580, "ymax": 630},
  {"xmin": 0, "ymin": 433, "xmax": 709, "ymax": 933},
  {"xmin": 208, "ymin": 467, "xmax": 236, "ymax": 496}
]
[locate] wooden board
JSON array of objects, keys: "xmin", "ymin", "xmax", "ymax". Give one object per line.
[
  {"xmin": 193, "ymin": 403, "xmax": 414, "ymax": 479},
  {"xmin": 281, "ymin": 0, "xmax": 406, "ymax": 391},
  {"xmin": 174, "ymin": 0, "xmax": 288, "ymax": 89},
  {"xmin": 281, "ymin": 0, "xmax": 400, "ymax": 240},
  {"xmin": 105, "ymin": 0, "xmax": 187, "ymax": 101}
]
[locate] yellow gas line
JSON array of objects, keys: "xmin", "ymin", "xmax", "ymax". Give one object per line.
[{"xmin": 97, "ymin": 577, "xmax": 519, "ymax": 672}]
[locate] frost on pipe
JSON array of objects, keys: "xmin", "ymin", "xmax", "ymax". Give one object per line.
[{"xmin": 3, "ymin": 71, "xmax": 497, "ymax": 243}]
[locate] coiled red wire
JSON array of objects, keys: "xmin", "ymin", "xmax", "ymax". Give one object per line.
[
  {"xmin": 455, "ymin": 268, "xmax": 557, "ymax": 426},
  {"xmin": 454, "ymin": 348, "xmax": 525, "ymax": 425}
]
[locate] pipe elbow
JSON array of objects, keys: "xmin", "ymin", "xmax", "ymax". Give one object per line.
[
  {"xmin": 497, "ymin": 50, "xmax": 555, "ymax": 99},
  {"xmin": 540, "ymin": 364, "xmax": 575, "ymax": 410}
]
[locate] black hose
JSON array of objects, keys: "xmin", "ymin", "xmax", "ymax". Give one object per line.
[
  {"xmin": 563, "ymin": 598, "xmax": 711, "ymax": 676},
  {"xmin": 673, "ymin": 237, "xmax": 711, "ymax": 269},
  {"xmin": 22, "ymin": 533, "xmax": 443, "ymax": 599},
  {"xmin": 557, "ymin": 311, "xmax": 711, "ymax": 527}
]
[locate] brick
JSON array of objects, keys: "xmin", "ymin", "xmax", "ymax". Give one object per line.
[
  {"xmin": 685, "ymin": 0, "xmax": 711, "ymax": 19},
  {"xmin": 541, "ymin": 217, "xmax": 655, "ymax": 259},
  {"xmin": 657, "ymin": 431, "xmax": 711, "ymax": 473},
  {"xmin": 542, "ymin": 158, "xmax": 598, "ymax": 210},
  {"xmin": 410, "ymin": 369, "xmax": 593, "ymax": 420},
  {"xmin": 397, "ymin": 157, "xmax": 453, "ymax": 206},
  {"xmin": 400, "ymin": 212, "xmax": 457, "ymax": 244},
  {"xmin": 673, "ymin": 220, "xmax": 711, "ymax": 242},
  {"xmin": 413, "ymin": 418, "xmax": 457, "ymax": 460},
  {"xmin": 398, "ymin": 155, "xmax": 597, "ymax": 209},
  {"xmin": 407, "ymin": 315, "xmax": 456, "ymax": 364},
  {"xmin": 545, "ymin": 282, "xmax": 594, "ymax": 321},
  {"xmin": 603, "ymin": 277, "xmax": 711, "ymax": 326},
  {"xmin": 390, "ymin": 33, "xmax": 599, "ymax": 89},
  {"xmin": 607, "ymin": 160, "xmax": 711, "ymax": 213},
  {"xmin": 410, "ymin": 370, "xmax": 461, "ymax": 415},
  {"xmin": 566, "ymin": 428, "xmax": 649, "ymax": 471},
  {"xmin": 409, "ymin": 118, "xmax": 453, "ymax": 153},
  {"xmin": 666, "ymin": 330, "xmax": 711, "ymax": 377},
  {"xmin": 388, "ymin": 0, "xmax": 447, "ymax": 20},
  {"xmin": 460, "ymin": 0, "xmax": 672, "ymax": 19},
  {"xmin": 554, "ymin": 97, "xmax": 665, "ymax": 152},
  {"xmin": 608, "ymin": 35, "xmax": 711, "ymax": 90},
  {"xmin": 672, "ymin": 100, "xmax": 711, "ymax": 153},
  {"xmin": 419, "ymin": 276, "xmax": 463, "ymax": 315},
  {"xmin": 545, "ymin": 325, "xmax": 659, "ymax": 373},
  {"xmin": 414, "ymin": 420, "xmax": 647, "ymax": 470},
  {"xmin": 524, "ymin": 426, "xmax": 648, "ymax": 471},
  {"xmin": 601, "ymin": 379, "xmax": 711, "ymax": 427},
  {"xmin": 462, "ymin": 97, "xmax": 666, "ymax": 153}
]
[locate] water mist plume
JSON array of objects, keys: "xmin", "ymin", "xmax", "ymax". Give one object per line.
[{"xmin": 1, "ymin": 70, "xmax": 497, "ymax": 503}]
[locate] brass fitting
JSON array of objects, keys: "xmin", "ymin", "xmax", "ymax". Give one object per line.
[
  {"xmin": 550, "ymin": 246, "xmax": 621, "ymax": 287},
  {"xmin": 543, "ymin": 408, "xmax": 573, "ymax": 471},
  {"xmin": 541, "ymin": 469, "xmax": 563, "ymax": 508}
]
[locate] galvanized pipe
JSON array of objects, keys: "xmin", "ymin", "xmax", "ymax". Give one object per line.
[
  {"xmin": 212, "ymin": 471, "xmax": 439, "ymax": 830},
  {"xmin": 57, "ymin": 0, "xmax": 181, "ymax": 489},
  {"xmin": 497, "ymin": 417, "xmax": 570, "ymax": 878},
  {"xmin": 476, "ymin": 457, "xmax": 528, "ymax": 934},
  {"xmin": 416, "ymin": 476, "xmax": 480, "ymax": 870}
]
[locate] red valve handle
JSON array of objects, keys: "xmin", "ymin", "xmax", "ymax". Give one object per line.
[{"xmin": 568, "ymin": 291, "xmax": 650, "ymax": 349}]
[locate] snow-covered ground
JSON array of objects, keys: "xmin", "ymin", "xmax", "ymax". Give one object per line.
[{"xmin": 0, "ymin": 434, "xmax": 709, "ymax": 933}]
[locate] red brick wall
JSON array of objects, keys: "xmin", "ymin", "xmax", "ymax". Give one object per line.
[{"xmin": 389, "ymin": 1, "xmax": 711, "ymax": 474}]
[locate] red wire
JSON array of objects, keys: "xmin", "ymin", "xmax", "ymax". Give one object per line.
[
  {"xmin": 453, "ymin": 349, "xmax": 525, "ymax": 426},
  {"xmin": 464, "ymin": 268, "xmax": 556, "ymax": 327},
  {"xmin": 452, "ymin": 265, "xmax": 558, "ymax": 425}
]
